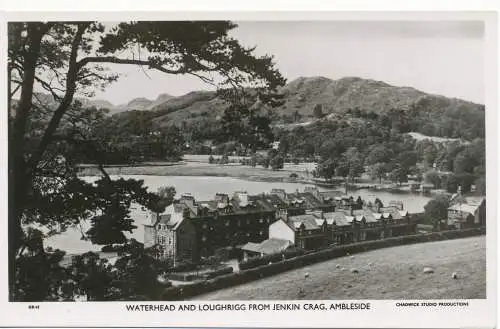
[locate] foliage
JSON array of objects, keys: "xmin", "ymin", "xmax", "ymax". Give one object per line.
[
  {"xmin": 424, "ymin": 170, "xmax": 441, "ymax": 189},
  {"xmin": 442, "ymin": 173, "xmax": 476, "ymax": 194},
  {"xmin": 367, "ymin": 163, "xmax": 387, "ymax": 183},
  {"xmin": 424, "ymin": 195, "xmax": 450, "ymax": 225},
  {"xmin": 388, "ymin": 165, "xmax": 409, "ymax": 185},
  {"xmin": 269, "ymin": 155, "xmax": 284, "ymax": 170},
  {"xmin": 312, "ymin": 104, "xmax": 324, "ymax": 118},
  {"xmin": 316, "ymin": 158, "xmax": 337, "ymax": 180},
  {"xmin": 9, "ymin": 21, "xmax": 285, "ymax": 301}
]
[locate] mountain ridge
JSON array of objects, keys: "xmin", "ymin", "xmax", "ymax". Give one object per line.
[{"xmin": 16, "ymin": 77, "xmax": 484, "ymax": 126}]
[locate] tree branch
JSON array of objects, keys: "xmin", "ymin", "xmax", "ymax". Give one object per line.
[
  {"xmin": 77, "ymin": 56, "xmax": 188, "ymax": 75},
  {"xmin": 27, "ymin": 23, "xmax": 89, "ymax": 172}
]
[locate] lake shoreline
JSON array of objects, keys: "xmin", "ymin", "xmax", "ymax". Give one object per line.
[{"xmin": 77, "ymin": 164, "xmax": 445, "ymax": 196}]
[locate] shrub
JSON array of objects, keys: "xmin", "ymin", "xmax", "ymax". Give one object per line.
[
  {"xmin": 168, "ymin": 273, "xmax": 196, "ymax": 282},
  {"xmin": 201, "ymin": 267, "xmax": 234, "ymax": 280},
  {"xmin": 171, "ymin": 261, "xmax": 198, "ymax": 273},
  {"xmin": 283, "ymin": 248, "xmax": 306, "ymax": 259}
]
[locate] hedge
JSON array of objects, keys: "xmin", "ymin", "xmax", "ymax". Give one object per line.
[
  {"xmin": 239, "ymin": 253, "xmax": 284, "ymax": 270},
  {"xmin": 171, "ymin": 262, "xmax": 198, "ymax": 273},
  {"xmin": 200, "ymin": 266, "xmax": 234, "ymax": 280},
  {"xmin": 168, "ymin": 273, "xmax": 197, "ymax": 282},
  {"xmin": 161, "ymin": 227, "xmax": 485, "ymax": 300}
]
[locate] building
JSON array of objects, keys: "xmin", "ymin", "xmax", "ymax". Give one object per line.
[
  {"xmin": 144, "ymin": 201, "xmax": 198, "ymax": 265},
  {"xmin": 270, "ymin": 187, "xmax": 337, "ymax": 215},
  {"xmin": 144, "ymin": 186, "xmax": 415, "ymax": 264},
  {"xmin": 447, "ymin": 196, "xmax": 486, "ymax": 229},
  {"xmin": 265, "ymin": 203, "xmax": 414, "ymax": 251},
  {"xmin": 240, "ymin": 238, "xmax": 293, "ymax": 259},
  {"xmin": 265, "ymin": 212, "xmax": 327, "ymax": 251},
  {"xmin": 184, "ymin": 192, "xmax": 279, "ymax": 257}
]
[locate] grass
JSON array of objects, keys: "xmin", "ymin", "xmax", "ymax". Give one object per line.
[
  {"xmin": 77, "ymin": 161, "xmax": 315, "ymax": 183},
  {"xmin": 194, "ymin": 235, "xmax": 486, "ymax": 300}
]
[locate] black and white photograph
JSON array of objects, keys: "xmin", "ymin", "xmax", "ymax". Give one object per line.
[{"xmin": 2, "ymin": 8, "xmax": 497, "ymax": 328}]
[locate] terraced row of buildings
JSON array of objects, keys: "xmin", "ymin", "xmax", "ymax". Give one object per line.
[{"xmin": 144, "ymin": 187, "xmax": 417, "ymax": 265}]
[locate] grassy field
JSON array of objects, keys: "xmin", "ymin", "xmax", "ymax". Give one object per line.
[
  {"xmin": 78, "ymin": 161, "xmax": 316, "ymax": 182},
  {"xmin": 195, "ymin": 236, "xmax": 486, "ymax": 300}
]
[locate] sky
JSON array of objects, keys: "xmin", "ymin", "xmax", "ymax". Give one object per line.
[{"xmin": 93, "ymin": 21, "xmax": 485, "ymax": 105}]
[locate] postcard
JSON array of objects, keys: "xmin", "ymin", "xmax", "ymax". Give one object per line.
[{"xmin": 1, "ymin": 9, "xmax": 497, "ymax": 328}]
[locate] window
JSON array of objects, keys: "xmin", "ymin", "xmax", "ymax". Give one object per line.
[
  {"xmin": 259, "ymin": 218, "xmax": 264, "ymax": 224},
  {"xmin": 260, "ymin": 231, "xmax": 264, "ymax": 236},
  {"xmin": 168, "ymin": 237, "xmax": 172, "ymax": 245}
]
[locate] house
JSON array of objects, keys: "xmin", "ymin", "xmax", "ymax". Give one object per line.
[
  {"xmin": 144, "ymin": 202, "xmax": 198, "ymax": 265},
  {"xmin": 188, "ymin": 191, "xmax": 278, "ymax": 257},
  {"xmin": 323, "ymin": 203, "xmax": 413, "ymax": 244},
  {"xmin": 143, "ymin": 186, "xmax": 416, "ymax": 264},
  {"xmin": 280, "ymin": 188, "xmax": 337, "ymax": 214},
  {"xmin": 268, "ymin": 211, "xmax": 328, "ymax": 251},
  {"xmin": 447, "ymin": 196, "xmax": 486, "ymax": 229}
]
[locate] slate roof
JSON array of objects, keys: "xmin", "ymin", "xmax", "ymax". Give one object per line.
[
  {"xmin": 379, "ymin": 206, "xmax": 403, "ymax": 220},
  {"xmin": 287, "ymin": 214, "xmax": 324, "ymax": 231},
  {"xmin": 241, "ymin": 238, "xmax": 292, "ymax": 255},
  {"xmin": 448, "ymin": 203, "xmax": 480, "ymax": 215},
  {"xmin": 147, "ymin": 205, "xmax": 185, "ymax": 230},
  {"xmin": 323, "ymin": 212, "xmax": 352, "ymax": 226}
]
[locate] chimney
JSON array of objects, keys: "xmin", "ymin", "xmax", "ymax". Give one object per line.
[
  {"xmin": 215, "ymin": 193, "xmax": 229, "ymax": 204},
  {"xmin": 180, "ymin": 193, "xmax": 195, "ymax": 207},
  {"xmin": 277, "ymin": 208, "xmax": 288, "ymax": 221},
  {"xmin": 271, "ymin": 189, "xmax": 286, "ymax": 201}
]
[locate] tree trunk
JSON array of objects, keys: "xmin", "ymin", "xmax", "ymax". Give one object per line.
[{"xmin": 9, "ymin": 24, "xmax": 48, "ymax": 300}]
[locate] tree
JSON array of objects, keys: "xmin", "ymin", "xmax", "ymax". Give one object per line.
[
  {"xmin": 9, "ymin": 21, "xmax": 285, "ymax": 301},
  {"xmin": 365, "ymin": 144, "xmax": 392, "ymax": 166},
  {"xmin": 453, "ymin": 147, "xmax": 481, "ymax": 174},
  {"xmin": 367, "ymin": 163, "xmax": 387, "ymax": 184},
  {"xmin": 269, "ymin": 155, "xmax": 284, "ymax": 170},
  {"xmin": 154, "ymin": 186, "xmax": 176, "ymax": 212},
  {"xmin": 342, "ymin": 147, "xmax": 364, "ymax": 183},
  {"xmin": 442, "ymin": 173, "xmax": 475, "ymax": 194},
  {"xmin": 313, "ymin": 104, "xmax": 324, "ymax": 119},
  {"xmin": 317, "ymin": 158, "xmax": 337, "ymax": 180},
  {"xmin": 474, "ymin": 176, "xmax": 486, "ymax": 195},
  {"xmin": 389, "ymin": 165, "xmax": 409, "ymax": 186},
  {"xmin": 423, "ymin": 170, "xmax": 441, "ymax": 189},
  {"xmin": 70, "ymin": 252, "xmax": 115, "ymax": 301},
  {"xmin": 424, "ymin": 195, "xmax": 450, "ymax": 227}
]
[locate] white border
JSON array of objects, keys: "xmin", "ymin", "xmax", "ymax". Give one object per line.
[{"xmin": 0, "ymin": 10, "xmax": 498, "ymax": 328}]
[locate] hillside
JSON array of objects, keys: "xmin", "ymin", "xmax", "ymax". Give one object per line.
[
  {"xmin": 278, "ymin": 76, "xmax": 426, "ymax": 116},
  {"xmin": 195, "ymin": 236, "xmax": 486, "ymax": 300},
  {"xmin": 17, "ymin": 76, "xmax": 484, "ymax": 135},
  {"xmin": 142, "ymin": 76, "xmax": 483, "ymax": 127}
]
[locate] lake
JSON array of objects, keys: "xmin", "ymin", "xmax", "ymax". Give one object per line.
[{"xmin": 45, "ymin": 175, "xmax": 432, "ymax": 254}]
